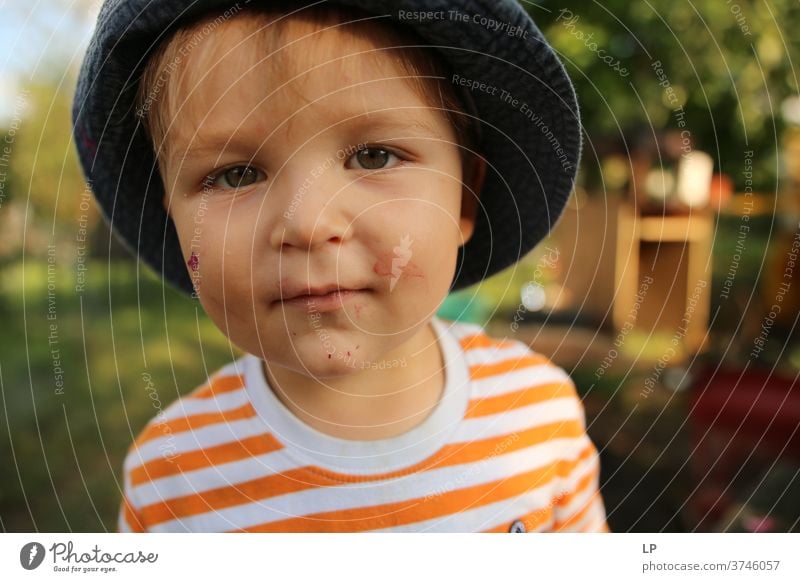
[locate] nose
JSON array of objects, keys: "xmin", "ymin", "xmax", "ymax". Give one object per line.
[{"xmin": 269, "ymin": 163, "xmax": 351, "ymax": 251}]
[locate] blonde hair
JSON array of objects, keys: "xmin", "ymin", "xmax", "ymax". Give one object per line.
[{"xmin": 135, "ymin": 2, "xmax": 479, "ymax": 169}]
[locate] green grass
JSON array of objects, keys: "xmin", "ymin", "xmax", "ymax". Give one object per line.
[{"xmin": 0, "ymin": 260, "xmax": 235, "ymax": 532}]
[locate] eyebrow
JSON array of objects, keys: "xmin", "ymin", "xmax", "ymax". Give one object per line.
[{"xmin": 169, "ymin": 110, "xmax": 446, "ymax": 166}]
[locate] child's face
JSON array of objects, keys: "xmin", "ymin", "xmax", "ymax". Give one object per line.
[{"xmin": 160, "ymin": 17, "xmax": 479, "ymax": 377}]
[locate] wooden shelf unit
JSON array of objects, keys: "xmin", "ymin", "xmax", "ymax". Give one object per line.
[{"xmin": 613, "ymin": 201, "xmax": 713, "ymax": 357}]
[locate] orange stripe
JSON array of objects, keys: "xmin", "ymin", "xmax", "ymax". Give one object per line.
[
  {"xmin": 130, "ymin": 433, "xmax": 284, "ymax": 486},
  {"xmin": 136, "ymin": 402, "xmax": 257, "ymax": 445},
  {"xmin": 470, "ymin": 354, "xmax": 551, "ymax": 380},
  {"xmin": 552, "ymin": 462, "xmax": 599, "ymax": 513},
  {"xmin": 121, "ymin": 496, "xmax": 145, "ymax": 533},
  {"xmin": 136, "ymin": 422, "xmax": 589, "ymax": 528},
  {"xmin": 191, "ymin": 374, "xmax": 246, "ymax": 399},
  {"xmin": 465, "ymin": 381, "xmax": 576, "ymax": 418},
  {"xmin": 240, "ymin": 443, "xmax": 598, "ymax": 532},
  {"xmin": 139, "ymin": 467, "xmax": 318, "ymax": 527},
  {"xmin": 552, "ymin": 467, "xmax": 602, "ymax": 531},
  {"xmin": 459, "ymin": 334, "xmax": 521, "ymax": 351}
]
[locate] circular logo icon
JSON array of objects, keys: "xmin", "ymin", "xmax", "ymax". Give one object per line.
[
  {"xmin": 20, "ymin": 542, "xmax": 46, "ymax": 570},
  {"xmin": 508, "ymin": 520, "xmax": 527, "ymax": 533}
]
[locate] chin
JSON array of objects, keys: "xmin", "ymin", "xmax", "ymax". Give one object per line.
[{"xmin": 287, "ymin": 353, "xmax": 364, "ymax": 379}]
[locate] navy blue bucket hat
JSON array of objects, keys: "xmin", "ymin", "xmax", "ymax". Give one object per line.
[{"xmin": 72, "ymin": 0, "xmax": 581, "ymax": 297}]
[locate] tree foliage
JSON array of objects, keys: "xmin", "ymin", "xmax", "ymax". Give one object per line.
[{"xmin": 531, "ymin": 0, "xmax": 799, "ymax": 190}]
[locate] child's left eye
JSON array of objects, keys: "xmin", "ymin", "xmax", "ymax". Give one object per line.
[
  {"xmin": 345, "ymin": 146, "xmax": 402, "ymax": 171},
  {"xmin": 202, "ymin": 165, "xmax": 266, "ymax": 191}
]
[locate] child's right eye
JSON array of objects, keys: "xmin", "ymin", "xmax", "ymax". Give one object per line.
[
  {"xmin": 202, "ymin": 165, "xmax": 266, "ymax": 191},
  {"xmin": 345, "ymin": 146, "xmax": 404, "ymax": 171}
]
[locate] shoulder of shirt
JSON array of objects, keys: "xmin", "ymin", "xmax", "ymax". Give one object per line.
[
  {"xmin": 123, "ymin": 356, "xmax": 252, "ymax": 469},
  {"xmin": 439, "ymin": 317, "xmax": 574, "ymax": 379},
  {"xmin": 438, "ymin": 316, "xmax": 584, "ymax": 418}
]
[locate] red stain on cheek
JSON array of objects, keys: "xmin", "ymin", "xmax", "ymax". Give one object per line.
[
  {"xmin": 187, "ymin": 252, "xmax": 199, "ymax": 271},
  {"xmin": 372, "ymin": 251, "xmax": 425, "ymax": 284}
]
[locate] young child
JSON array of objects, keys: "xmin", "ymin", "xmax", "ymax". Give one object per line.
[{"xmin": 72, "ymin": 0, "xmax": 609, "ymax": 532}]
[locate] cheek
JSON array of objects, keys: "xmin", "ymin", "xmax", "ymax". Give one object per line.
[
  {"xmin": 362, "ymin": 201, "xmax": 461, "ymax": 292},
  {"xmin": 371, "ymin": 240, "xmax": 458, "ymax": 296},
  {"xmin": 172, "ymin": 210, "xmax": 257, "ymax": 299},
  {"xmin": 372, "ymin": 249, "xmax": 425, "ymax": 284}
]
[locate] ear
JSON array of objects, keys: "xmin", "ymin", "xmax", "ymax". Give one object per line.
[{"xmin": 459, "ymin": 152, "xmax": 486, "ymax": 247}]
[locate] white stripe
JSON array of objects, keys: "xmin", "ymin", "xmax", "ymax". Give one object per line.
[
  {"xmin": 131, "ymin": 449, "xmax": 297, "ymax": 506},
  {"xmin": 463, "ymin": 343, "xmax": 532, "ymax": 364},
  {"xmin": 159, "ymin": 388, "xmax": 250, "ymax": 421},
  {"xmin": 443, "ymin": 321, "xmax": 485, "ymax": 339},
  {"xmin": 125, "ymin": 418, "xmax": 266, "ymax": 469},
  {"xmin": 451, "ymin": 396, "xmax": 583, "ymax": 441},
  {"xmin": 147, "ymin": 435, "xmax": 588, "ymax": 532},
  {"xmin": 470, "ymin": 365, "xmax": 572, "ymax": 399}
]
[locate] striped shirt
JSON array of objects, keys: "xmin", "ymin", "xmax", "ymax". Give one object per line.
[{"xmin": 119, "ymin": 316, "xmax": 609, "ymax": 532}]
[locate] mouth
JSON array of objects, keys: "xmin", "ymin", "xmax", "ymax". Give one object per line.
[{"xmin": 273, "ymin": 284, "xmax": 372, "ymax": 312}]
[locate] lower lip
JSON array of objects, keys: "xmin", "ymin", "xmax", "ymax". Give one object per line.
[{"xmin": 277, "ymin": 289, "xmax": 367, "ymax": 312}]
